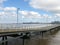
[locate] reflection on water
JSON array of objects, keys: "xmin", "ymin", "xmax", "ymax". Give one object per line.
[{"xmin": 0, "ymin": 30, "xmax": 60, "ymax": 45}]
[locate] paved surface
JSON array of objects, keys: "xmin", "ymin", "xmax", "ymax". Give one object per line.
[{"xmin": 0, "ymin": 24, "xmax": 60, "ymax": 36}]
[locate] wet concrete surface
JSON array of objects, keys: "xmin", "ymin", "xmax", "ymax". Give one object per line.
[{"xmin": 0, "ymin": 30, "xmax": 60, "ymax": 45}]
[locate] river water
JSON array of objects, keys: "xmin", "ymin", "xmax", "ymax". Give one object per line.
[
  {"xmin": 0, "ymin": 29, "xmax": 60, "ymax": 45},
  {"xmin": 0, "ymin": 24, "xmax": 60, "ymax": 45}
]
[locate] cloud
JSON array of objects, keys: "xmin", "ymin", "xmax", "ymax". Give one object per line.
[
  {"xmin": 29, "ymin": 0, "xmax": 60, "ymax": 14},
  {"xmin": 19, "ymin": 10, "xmax": 53, "ymax": 19},
  {"xmin": 0, "ymin": 11, "xmax": 17, "ymax": 19},
  {"xmin": 0, "ymin": 7, "xmax": 3, "ymax": 10},
  {"xmin": 0, "ymin": 6, "xmax": 54, "ymax": 23},
  {"xmin": 19, "ymin": 11, "xmax": 28, "ymax": 16},
  {"xmin": 19, "ymin": 10, "xmax": 42, "ymax": 18},
  {"xmin": 0, "ymin": 12, "xmax": 4, "ymax": 16},
  {"xmin": 0, "ymin": 7, "xmax": 17, "ymax": 23},
  {"xmin": 43, "ymin": 14, "xmax": 52, "ymax": 19},
  {"xmin": 0, "ymin": 0, "xmax": 7, "ymax": 10},
  {"xmin": 0, "ymin": 2, "xmax": 43, "ymax": 18},
  {"xmin": 4, "ymin": 7, "xmax": 17, "ymax": 11},
  {"xmin": 55, "ymin": 14, "xmax": 60, "ymax": 17},
  {"xmin": 0, "ymin": 7, "xmax": 17, "ymax": 16},
  {"xmin": 0, "ymin": 0, "xmax": 7, "ymax": 7},
  {"xmin": 0, "ymin": 0, "xmax": 7, "ymax": 3}
]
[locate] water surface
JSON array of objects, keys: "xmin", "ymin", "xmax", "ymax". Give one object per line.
[{"xmin": 0, "ymin": 29, "xmax": 60, "ymax": 45}]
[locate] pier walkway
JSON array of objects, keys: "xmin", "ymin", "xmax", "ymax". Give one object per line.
[
  {"xmin": 0, "ymin": 24, "xmax": 60, "ymax": 36},
  {"xmin": 0, "ymin": 24, "xmax": 60, "ymax": 45}
]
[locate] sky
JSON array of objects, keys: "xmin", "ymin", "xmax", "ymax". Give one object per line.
[{"xmin": 0, "ymin": 0, "xmax": 60, "ymax": 23}]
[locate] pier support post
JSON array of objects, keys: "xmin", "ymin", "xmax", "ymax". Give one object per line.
[
  {"xmin": 5, "ymin": 36, "xmax": 8, "ymax": 45},
  {"xmin": 22, "ymin": 39, "xmax": 25, "ymax": 45},
  {"xmin": 20, "ymin": 32, "xmax": 31, "ymax": 45},
  {"xmin": 2, "ymin": 36, "xmax": 4, "ymax": 45},
  {"xmin": 40, "ymin": 31, "xmax": 47, "ymax": 37},
  {"xmin": 50, "ymin": 30, "xmax": 52, "ymax": 34},
  {"xmin": 2, "ymin": 36, "xmax": 8, "ymax": 45},
  {"xmin": 40, "ymin": 31, "xmax": 44, "ymax": 37}
]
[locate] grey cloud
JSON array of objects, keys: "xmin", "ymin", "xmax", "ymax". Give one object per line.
[{"xmin": 29, "ymin": 0, "xmax": 60, "ymax": 14}]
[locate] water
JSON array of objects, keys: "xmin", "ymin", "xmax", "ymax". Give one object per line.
[{"xmin": 0, "ymin": 28, "xmax": 60, "ymax": 45}]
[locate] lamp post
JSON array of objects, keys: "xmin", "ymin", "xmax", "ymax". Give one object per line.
[{"xmin": 17, "ymin": 8, "xmax": 20, "ymax": 24}]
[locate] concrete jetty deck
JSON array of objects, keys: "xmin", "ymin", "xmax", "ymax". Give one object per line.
[
  {"xmin": 0, "ymin": 24, "xmax": 59, "ymax": 32},
  {"xmin": 0, "ymin": 24, "xmax": 60, "ymax": 35}
]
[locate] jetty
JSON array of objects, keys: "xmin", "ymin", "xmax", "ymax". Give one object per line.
[{"xmin": 0, "ymin": 24, "xmax": 60, "ymax": 45}]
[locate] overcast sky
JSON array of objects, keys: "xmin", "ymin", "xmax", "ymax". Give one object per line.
[{"xmin": 0, "ymin": 0, "xmax": 60, "ymax": 23}]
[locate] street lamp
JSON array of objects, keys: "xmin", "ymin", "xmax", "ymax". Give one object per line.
[{"xmin": 17, "ymin": 8, "xmax": 19, "ymax": 24}]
